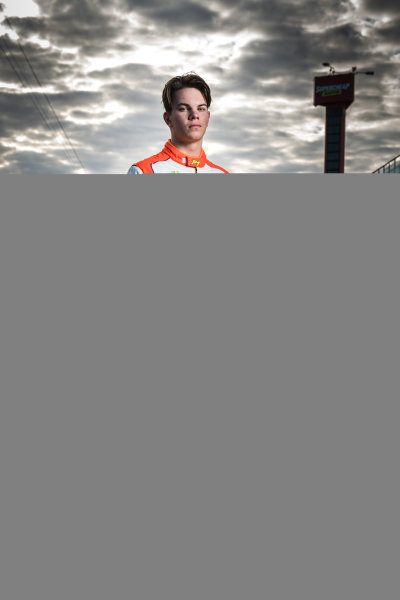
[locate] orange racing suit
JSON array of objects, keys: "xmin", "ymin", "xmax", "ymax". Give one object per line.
[{"xmin": 128, "ymin": 140, "xmax": 229, "ymax": 174}]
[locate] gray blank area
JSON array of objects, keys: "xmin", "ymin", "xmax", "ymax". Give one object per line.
[{"xmin": 1, "ymin": 176, "xmax": 399, "ymax": 600}]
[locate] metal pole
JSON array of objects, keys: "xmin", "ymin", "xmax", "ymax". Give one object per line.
[{"xmin": 324, "ymin": 104, "xmax": 346, "ymax": 173}]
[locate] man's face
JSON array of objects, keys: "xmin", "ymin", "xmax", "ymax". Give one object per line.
[{"xmin": 164, "ymin": 87, "xmax": 210, "ymax": 146}]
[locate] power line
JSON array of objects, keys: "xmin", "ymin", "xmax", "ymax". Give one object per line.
[
  {"xmin": 1, "ymin": 14, "xmax": 86, "ymax": 172},
  {"xmin": 0, "ymin": 37, "xmax": 58, "ymax": 140},
  {"xmin": 5, "ymin": 17, "xmax": 87, "ymax": 172},
  {"xmin": 0, "ymin": 35, "xmax": 78, "ymax": 167}
]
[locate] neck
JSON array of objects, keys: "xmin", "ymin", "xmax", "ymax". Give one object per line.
[{"xmin": 170, "ymin": 138, "xmax": 203, "ymax": 157}]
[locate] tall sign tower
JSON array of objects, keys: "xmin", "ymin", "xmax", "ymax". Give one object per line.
[
  {"xmin": 314, "ymin": 64, "xmax": 374, "ymax": 173},
  {"xmin": 314, "ymin": 69, "xmax": 355, "ymax": 173}
]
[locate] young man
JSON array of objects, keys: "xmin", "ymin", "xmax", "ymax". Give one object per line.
[{"xmin": 128, "ymin": 73, "xmax": 229, "ymax": 173}]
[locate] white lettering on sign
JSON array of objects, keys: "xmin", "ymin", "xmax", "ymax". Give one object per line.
[{"xmin": 316, "ymin": 83, "xmax": 351, "ymax": 94}]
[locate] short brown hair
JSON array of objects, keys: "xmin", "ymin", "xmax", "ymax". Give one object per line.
[{"xmin": 162, "ymin": 73, "xmax": 212, "ymax": 113}]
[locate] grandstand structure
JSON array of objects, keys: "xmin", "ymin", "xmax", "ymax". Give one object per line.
[{"xmin": 372, "ymin": 154, "xmax": 400, "ymax": 173}]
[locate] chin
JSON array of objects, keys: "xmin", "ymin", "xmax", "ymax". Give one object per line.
[{"xmin": 188, "ymin": 130, "xmax": 203, "ymax": 138}]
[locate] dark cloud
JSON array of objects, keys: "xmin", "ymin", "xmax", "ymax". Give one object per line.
[
  {"xmin": 4, "ymin": 2, "xmax": 125, "ymax": 57},
  {"xmin": 0, "ymin": 83, "xmax": 101, "ymax": 143},
  {"xmin": 153, "ymin": 4, "xmax": 218, "ymax": 28},
  {"xmin": 363, "ymin": 0, "xmax": 400, "ymax": 13},
  {"xmin": 34, "ymin": 0, "xmax": 114, "ymax": 17},
  {"xmin": 220, "ymin": 19, "xmax": 370, "ymax": 104},
  {"xmin": 47, "ymin": 90, "xmax": 102, "ymax": 109},
  {"xmin": 88, "ymin": 63, "xmax": 158, "ymax": 84},
  {"xmin": 1, "ymin": 149, "xmax": 77, "ymax": 173},
  {"xmin": 124, "ymin": 0, "xmax": 220, "ymax": 30},
  {"xmin": 0, "ymin": 34, "xmax": 77, "ymax": 87},
  {"xmin": 1, "ymin": 16, "xmax": 47, "ymax": 37},
  {"xmin": 220, "ymin": 0, "xmax": 353, "ymax": 34},
  {"xmin": 0, "ymin": 89, "xmax": 54, "ymax": 136},
  {"xmin": 374, "ymin": 18, "xmax": 400, "ymax": 43}
]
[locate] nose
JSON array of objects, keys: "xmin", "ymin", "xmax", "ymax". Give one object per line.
[{"xmin": 189, "ymin": 108, "xmax": 199, "ymax": 119}]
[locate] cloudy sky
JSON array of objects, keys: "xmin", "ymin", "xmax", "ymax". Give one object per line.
[{"xmin": 0, "ymin": 0, "xmax": 398, "ymax": 173}]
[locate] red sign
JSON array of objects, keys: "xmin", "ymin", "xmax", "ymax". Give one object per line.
[{"xmin": 314, "ymin": 73, "xmax": 355, "ymax": 107}]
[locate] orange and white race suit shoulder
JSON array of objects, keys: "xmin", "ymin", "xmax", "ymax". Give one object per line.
[{"xmin": 128, "ymin": 140, "xmax": 229, "ymax": 174}]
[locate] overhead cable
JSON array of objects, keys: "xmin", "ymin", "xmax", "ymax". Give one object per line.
[{"xmin": 1, "ymin": 14, "xmax": 86, "ymax": 172}]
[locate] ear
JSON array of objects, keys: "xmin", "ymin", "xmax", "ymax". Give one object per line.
[{"xmin": 163, "ymin": 112, "xmax": 172, "ymax": 127}]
